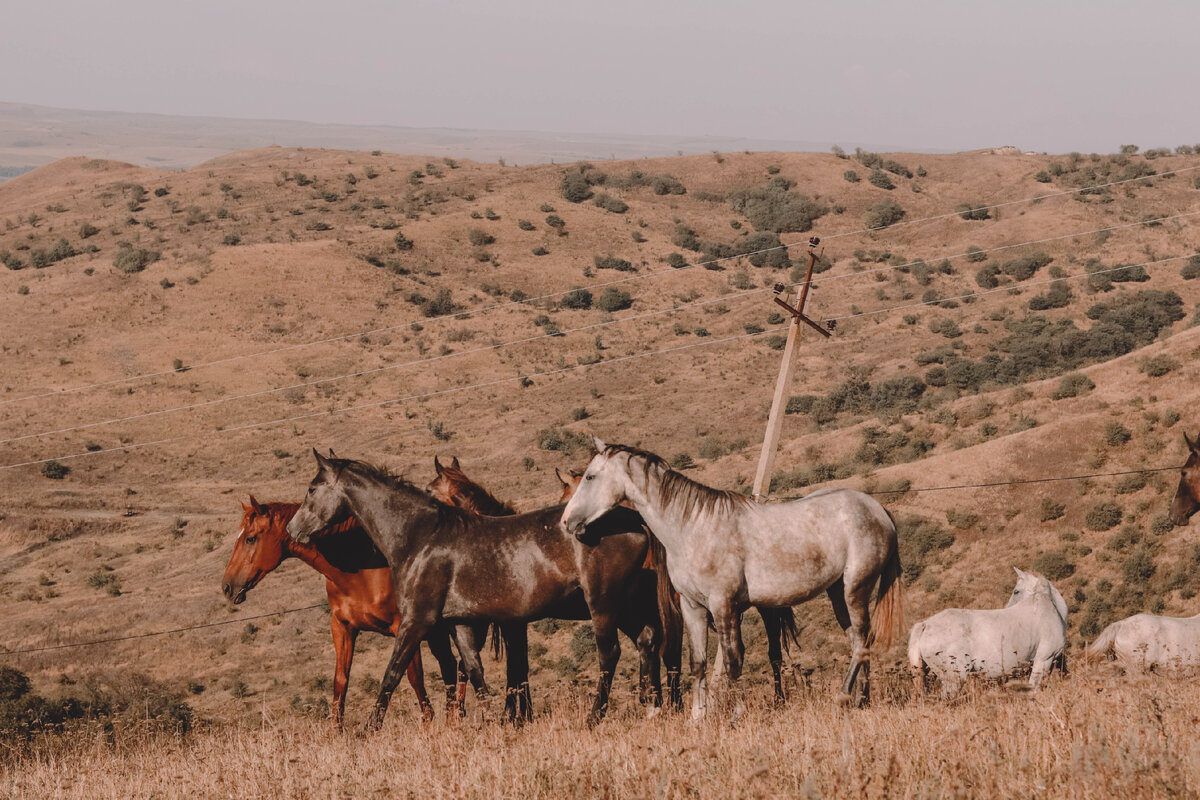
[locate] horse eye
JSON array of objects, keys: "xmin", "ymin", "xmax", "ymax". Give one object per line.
[
  {"xmin": 585, "ymin": 474, "xmax": 595, "ymax": 481},
  {"xmin": 245, "ymin": 536, "xmax": 257, "ymax": 545}
]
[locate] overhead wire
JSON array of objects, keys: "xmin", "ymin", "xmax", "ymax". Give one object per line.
[
  {"xmin": 5, "ymin": 160, "xmax": 1195, "ymax": 409},
  {"xmin": 6, "ymin": 209, "xmax": 1195, "ymax": 447}
]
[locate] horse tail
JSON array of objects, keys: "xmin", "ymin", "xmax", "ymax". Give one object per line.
[
  {"xmin": 490, "ymin": 622, "xmax": 504, "ymax": 661},
  {"xmin": 778, "ymin": 607, "xmax": 802, "ymax": 659},
  {"xmin": 649, "ymin": 534, "xmax": 682, "ymax": 658},
  {"xmin": 1085, "ymin": 622, "xmax": 1120, "ymax": 662},
  {"xmin": 867, "ymin": 510, "xmax": 904, "ymax": 651}
]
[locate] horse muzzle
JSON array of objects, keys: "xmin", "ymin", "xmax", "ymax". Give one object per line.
[{"xmin": 222, "ymin": 581, "xmax": 248, "ymax": 605}]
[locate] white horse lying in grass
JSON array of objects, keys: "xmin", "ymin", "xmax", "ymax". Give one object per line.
[
  {"xmin": 908, "ymin": 568, "xmax": 1067, "ymax": 697},
  {"xmin": 1086, "ymin": 611, "xmax": 1200, "ymax": 671}
]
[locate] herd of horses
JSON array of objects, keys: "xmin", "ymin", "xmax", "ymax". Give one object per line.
[{"xmin": 218, "ymin": 432, "xmax": 1200, "ymax": 727}]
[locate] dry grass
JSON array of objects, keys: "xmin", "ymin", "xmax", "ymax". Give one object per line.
[{"xmin": 4, "ymin": 669, "xmax": 1197, "ymax": 799}]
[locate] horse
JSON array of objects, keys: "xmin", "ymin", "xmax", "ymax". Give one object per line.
[
  {"xmin": 425, "ymin": 458, "xmax": 677, "ymax": 713},
  {"xmin": 287, "ymin": 450, "xmax": 658, "ymax": 729},
  {"xmin": 220, "ymin": 497, "xmax": 468, "ymax": 726},
  {"xmin": 557, "ymin": 467, "xmax": 803, "ymax": 707},
  {"xmin": 908, "ymin": 568, "xmax": 1067, "ymax": 698},
  {"xmin": 1169, "ymin": 432, "xmax": 1200, "ymax": 526},
  {"xmin": 561, "ymin": 438, "xmax": 903, "ymax": 719},
  {"xmin": 1086, "ymin": 611, "xmax": 1200, "ymax": 671}
]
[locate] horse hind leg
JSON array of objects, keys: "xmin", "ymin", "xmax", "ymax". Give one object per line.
[
  {"xmin": 759, "ymin": 608, "xmax": 787, "ymax": 706},
  {"xmin": 829, "ymin": 579, "xmax": 873, "ymax": 707}
]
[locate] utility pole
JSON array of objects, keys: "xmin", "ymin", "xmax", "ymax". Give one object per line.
[{"xmin": 751, "ymin": 237, "xmax": 832, "ymax": 502}]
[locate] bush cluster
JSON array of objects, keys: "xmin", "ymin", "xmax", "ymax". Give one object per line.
[{"xmin": 729, "ymin": 179, "xmax": 827, "ymax": 233}]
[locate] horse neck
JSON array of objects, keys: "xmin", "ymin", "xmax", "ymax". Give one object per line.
[
  {"xmin": 339, "ymin": 469, "xmax": 432, "ymax": 555},
  {"xmin": 621, "ymin": 458, "xmax": 703, "ymax": 555},
  {"xmin": 286, "ymin": 517, "xmax": 369, "ymax": 589},
  {"xmin": 449, "ymin": 478, "xmax": 514, "ymax": 516}
]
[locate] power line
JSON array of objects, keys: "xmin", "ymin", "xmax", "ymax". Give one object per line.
[
  {"xmin": 7, "ymin": 160, "xmax": 1194, "ymax": 409},
  {"xmin": 0, "ymin": 326, "xmax": 783, "ymax": 471},
  {"xmin": 5, "ymin": 248, "xmax": 1194, "ymax": 471},
  {"xmin": 2, "ymin": 462, "xmax": 1186, "ymax": 656},
  {"xmin": 0, "ymin": 604, "xmax": 325, "ymax": 657},
  {"xmin": 7, "ymin": 209, "xmax": 1193, "ymax": 447}
]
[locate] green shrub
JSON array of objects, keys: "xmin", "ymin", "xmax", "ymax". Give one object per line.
[
  {"xmin": 1052, "ymin": 373, "xmax": 1094, "ymax": 399},
  {"xmin": 1110, "ymin": 264, "xmax": 1150, "ymax": 283},
  {"xmin": 867, "ymin": 169, "xmax": 894, "ymax": 190},
  {"xmin": 1182, "ymin": 256, "xmax": 1200, "ymax": 279},
  {"xmin": 965, "ymin": 245, "xmax": 987, "ymax": 263},
  {"xmin": 669, "ymin": 453, "xmax": 696, "ymax": 470},
  {"xmin": 537, "ymin": 428, "xmax": 592, "ymax": 455},
  {"xmin": 1032, "ymin": 550, "xmax": 1075, "ymax": 580},
  {"xmin": 843, "ymin": 170, "xmax": 860, "ymax": 183},
  {"xmin": 545, "ymin": 214, "xmax": 566, "ymax": 231},
  {"xmin": 561, "ymin": 288, "xmax": 593, "ymax": 309},
  {"xmin": 596, "ymin": 288, "xmax": 633, "ymax": 312},
  {"xmin": 40, "ymin": 460, "xmax": 69, "ymax": 480},
  {"xmin": 593, "ymin": 254, "xmax": 634, "ymax": 272},
  {"xmin": 532, "ymin": 246, "xmax": 549, "ymax": 256},
  {"xmin": 1, "ymin": 250, "xmax": 23, "ymax": 270},
  {"xmin": 1028, "ymin": 282, "xmax": 1071, "ymax": 310},
  {"xmin": 785, "ymin": 395, "xmax": 817, "ymax": 414},
  {"xmin": 666, "ymin": 252, "xmax": 688, "ymax": 268},
  {"xmin": 1103, "ymin": 421, "xmax": 1131, "ymax": 447},
  {"xmin": 956, "ymin": 204, "xmax": 990, "ymax": 221},
  {"xmin": 561, "ymin": 170, "xmax": 593, "ymax": 203},
  {"xmin": 1000, "ymin": 252, "xmax": 1053, "ymax": 281},
  {"xmin": 1039, "ymin": 498, "xmax": 1065, "ymax": 522},
  {"xmin": 1085, "ymin": 502, "xmax": 1123, "ymax": 531},
  {"xmin": 422, "ymin": 288, "xmax": 458, "ymax": 317},
  {"xmin": 728, "ymin": 181, "xmax": 827, "ymax": 233},
  {"xmin": 864, "ymin": 201, "xmax": 906, "ymax": 229},
  {"xmin": 468, "ymin": 229, "xmax": 494, "ymax": 246},
  {"xmin": 897, "ymin": 515, "xmax": 954, "ymax": 583},
  {"xmin": 673, "ymin": 224, "xmax": 701, "ymax": 251},
  {"xmin": 593, "ymin": 193, "xmax": 628, "ymax": 214},
  {"xmin": 518, "ymin": 219, "xmax": 535, "ymax": 231},
  {"xmin": 1139, "ymin": 355, "xmax": 1179, "ymax": 377},
  {"xmin": 570, "ymin": 623, "xmax": 597, "ymax": 661},
  {"xmin": 1122, "ymin": 543, "xmax": 1156, "ymax": 584},
  {"xmin": 394, "ymin": 230, "xmax": 414, "ymax": 251},
  {"xmin": 78, "ymin": 222, "xmax": 99, "ymax": 239},
  {"xmin": 112, "ymin": 242, "xmax": 160, "ymax": 273}
]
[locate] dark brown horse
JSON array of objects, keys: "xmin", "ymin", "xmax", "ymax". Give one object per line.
[
  {"xmin": 220, "ymin": 497, "xmax": 467, "ymax": 726},
  {"xmin": 1170, "ymin": 432, "xmax": 1200, "ymax": 526},
  {"xmin": 556, "ymin": 467, "xmax": 800, "ymax": 706},
  {"xmin": 428, "ymin": 458, "xmax": 679, "ymax": 713},
  {"xmin": 288, "ymin": 450, "xmax": 657, "ymax": 729}
]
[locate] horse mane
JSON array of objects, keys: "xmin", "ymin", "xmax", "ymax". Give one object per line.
[
  {"xmin": 603, "ymin": 443, "xmax": 752, "ymax": 518},
  {"xmin": 437, "ymin": 463, "xmax": 517, "ymax": 516},
  {"xmin": 336, "ymin": 457, "xmax": 473, "ymax": 529}
]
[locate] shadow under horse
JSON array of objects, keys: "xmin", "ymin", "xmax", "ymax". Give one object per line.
[{"xmin": 289, "ymin": 450, "xmax": 657, "ymax": 728}]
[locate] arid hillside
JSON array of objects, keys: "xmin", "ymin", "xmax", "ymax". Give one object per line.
[{"xmin": 1, "ymin": 143, "xmax": 1199, "ymax": 724}]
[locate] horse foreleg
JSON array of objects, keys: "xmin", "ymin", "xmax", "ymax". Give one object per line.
[
  {"xmin": 425, "ymin": 625, "xmax": 460, "ymax": 717},
  {"xmin": 680, "ymin": 597, "xmax": 710, "ymax": 721},
  {"xmin": 452, "ymin": 624, "xmax": 490, "ymax": 701},
  {"xmin": 404, "ymin": 640, "xmax": 432, "ymax": 722},
  {"xmin": 617, "ymin": 613, "xmax": 661, "ymax": 713},
  {"xmin": 760, "ymin": 608, "xmax": 786, "ymax": 705},
  {"xmin": 501, "ymin": 622, "xmax": 532, "ymax": 724},
  {"xmin": 587, "ymin": 611, "xmax": 622, "ymax": 728},
  {"xmin": 663, "ymin": 609, "xmax": 684, "ymax": 712},
  {"xmin": 368, "ymin": 621, "xmax": 430, "ymax": 731},
  {"xmin": 330, "ymin": 619, "xmax": 358, "ymax": 730}
]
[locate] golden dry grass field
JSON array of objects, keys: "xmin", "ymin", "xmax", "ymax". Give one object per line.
[{"xmin": 1, "ymin": 142, "xmax": 1199, "ymax": 795}]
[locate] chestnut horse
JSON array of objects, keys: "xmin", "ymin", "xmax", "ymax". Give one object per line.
[
  {"xmin": 1170, "ymin": 432, "xmax": 1200, "ymax": 527},
  {"xmin": 288, "ymin": 451, "xmax": 659, "ymax": 729},
  {"xmin": 428, "ymin": 457, "xmax": 680, "ymax": 713},
  {"xmin": 557, "ymin": 467, "xmax": 799, "ymax": 706},
  {"xmin": 221, "ymin": 497, "xmax": 468, "ymax": 726}
]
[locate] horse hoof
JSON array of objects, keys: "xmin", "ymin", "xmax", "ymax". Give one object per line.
[{"xmin": 836, "ymin": 693, "xmax": 853, "ymax": 708}]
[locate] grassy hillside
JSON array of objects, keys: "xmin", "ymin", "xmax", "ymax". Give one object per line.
[{"xmin": 0, "ymin": 144, "xmax": 1198, "ymax": 731}]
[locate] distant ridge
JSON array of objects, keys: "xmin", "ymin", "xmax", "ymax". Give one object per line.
[{"xmin": 0, "ymin": 101, "xmax": 948, "ymax": 173}]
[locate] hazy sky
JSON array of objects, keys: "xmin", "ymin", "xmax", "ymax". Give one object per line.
[{"xmin": 3, "ymin": 0, "xmax": 1197, "ymax": 153}]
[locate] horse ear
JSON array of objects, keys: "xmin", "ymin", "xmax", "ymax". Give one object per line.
[
  {"xmin": 1187, "ymin": 432, "xmax": 1199, "ymax": 454},
  {"xmin": 314, "ymin": 448, "xmax": 330, "ymax": 468},
  {"xmin": 327, "ymin": 448, "xmax": 337, "ymax": 459},
  {"xmin": 569, "ymin": 469, "xmax": 582, "ymax": 479},
  {"xmin": 555, "ymin": 467, "xmax": 568, "ymax": 487},
  {"xmin": 248, "ymin": 494, "xmax": 261, "ymax": 511},
  {"xmin": 1013, "ymin": 567, "xmax": 1024, "ymax": 580},
  {"xmin": 434, "ymin": 456, "xmax": 444, "ymax": 476},
  {"xmin": 240, "ymin": 498, "xmax": 251, "ymax": 513},
  {"xmin": 592, "ymin": 435, "xmax": 607, "ymax": 453},
  {"xmin": 451, "ymin": 457, "xmax": 461, "ymax": 470}
]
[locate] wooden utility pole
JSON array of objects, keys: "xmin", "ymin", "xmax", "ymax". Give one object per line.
[{"xmin": 751, "ymin": 238, "xmax": 832, "ymax": 502}]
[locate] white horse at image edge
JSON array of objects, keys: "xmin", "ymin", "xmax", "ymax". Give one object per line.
[
  {"xmin": 1086, "ymin": 611, "xmax": 1200, "ymax": 671},
  {"xmin": 908, "ymin": 568, "xmax": 1067, "ymax": 697}
]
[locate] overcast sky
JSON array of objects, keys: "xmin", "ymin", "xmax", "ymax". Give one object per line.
[{"xmin": 3, "ymin": 0, "xmax": 1197, "ymax": 154}]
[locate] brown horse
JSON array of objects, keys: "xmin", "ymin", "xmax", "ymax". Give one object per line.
[
  {"xmin": 556, "ymin": 467, "xmax": 800, "ymax": 706},
  {"xmin": 288, "ymin": 451, "xmax": 661, "ymax": 729},
  {"xmin": 1170, "ymin": 432, "xmax": 1200, "ymax": 526},
  {"xmin": 220, "ymin": 497, "xmax": 467, "ymax": 726},
  {"xmin": 428, "ymin": 457, "xmax": 680, "ymax": 713}
]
